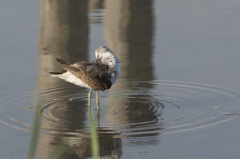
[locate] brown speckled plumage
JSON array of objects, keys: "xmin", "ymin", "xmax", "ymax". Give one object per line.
[
  {"xmin": 49, "ymin": 46, "xmax": 121, "ymax": 109},
  {"xmin": 53, "ymin": 58, "xmax": 112, "ymax": 91}
]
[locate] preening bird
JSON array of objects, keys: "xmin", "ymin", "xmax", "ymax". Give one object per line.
[{"xmin": 49, "ymin": 46, "xmax": 121, "ymax": 109}]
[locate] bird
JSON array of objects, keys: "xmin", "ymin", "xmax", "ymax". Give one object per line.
[{"xmin": 49, "ymin": 46, "xmax": 121, "ymax": 109}]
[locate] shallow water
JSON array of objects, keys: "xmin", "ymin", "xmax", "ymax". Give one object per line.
[{"xmin": 1, "ymin": 0, "xmax": 240, "ymax": 159}]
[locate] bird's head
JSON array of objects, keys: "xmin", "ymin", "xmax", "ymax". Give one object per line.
[{"xmin": 95, "ymin": 46, "xmax": 120, "ymax": 67}]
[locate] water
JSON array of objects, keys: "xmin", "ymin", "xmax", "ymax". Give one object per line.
[{"xmin": 0, "ymin": 0, "xmax": 240, "ymax": 159}]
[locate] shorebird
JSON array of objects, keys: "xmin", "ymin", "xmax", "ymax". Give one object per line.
[{"xmin": 49, "ymin": 46, "xmax": 121, "ymax": 109}]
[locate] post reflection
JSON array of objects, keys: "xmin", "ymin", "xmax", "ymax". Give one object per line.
[
  {"xmin": 37, "ymin": 0, "xmax": 89, "ymax": 158},
  {"xmin": 36, "ymin": 0, "xmax": 122, "ymax": 158},
  {"xmin": 89, "ymin": 0, "xmax": 105, "ymax": 24},
  {"xmin": 89, "ymin": 0, "xmax": 104, "ymax": 10},
  {"xmin": 35, "ymin": 0, "xmax": 159, "ymax": 158},
  {"xmin": 104, "ymin": 0, "xmax": 164, "ymax": 144}
]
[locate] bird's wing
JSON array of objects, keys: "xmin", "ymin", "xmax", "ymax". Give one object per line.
[
  {"xmin": 75, "ymin": 61, "xmax": 112, "ymax": 91},
  {"xmin": 55, "ymin": 58, "xmax": 80, "ymax": 73},
  {"xmin": 56, "ymin": 59, "xmax": 112, "ymax": 91}
]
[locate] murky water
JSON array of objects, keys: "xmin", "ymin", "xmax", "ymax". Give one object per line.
[{"xmin": 1, "ymin": 0, "xmax": 240, "ymax": 159}]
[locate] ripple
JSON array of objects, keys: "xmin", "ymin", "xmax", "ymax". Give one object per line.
[
  {"xmin": 0, "ymin": 80, "xmax": 240, "ymax": 146},
  {"xmin": 104, "ymin": 80, "xmax": 240, "ymax": 137}
]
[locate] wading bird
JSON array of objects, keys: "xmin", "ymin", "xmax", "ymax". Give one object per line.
[{"xmin": 49, "ymin": 46, "xmax": 121, "ymax": 109}]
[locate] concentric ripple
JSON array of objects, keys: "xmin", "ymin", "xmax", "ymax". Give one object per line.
[
  {"xmin": 103, "ymin": 80, "xmax": 240, "ymax": 137},
  {"xmin": 0, "ymin": 80, "xmax": 240, "ymax": 145}
]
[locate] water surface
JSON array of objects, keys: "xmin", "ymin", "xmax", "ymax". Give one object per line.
[{"xmin": 0, "ymin": 0, "xmax": 240, "ymax": 159}]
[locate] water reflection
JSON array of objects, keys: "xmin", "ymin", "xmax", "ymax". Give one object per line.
[
  {"xmin": 89, "ymin": 0, "xmax": 104, "ymax": 9},
  {"xmin": 104, "ymin": 0, "xmax": 163, "ymax": 144},
  {"xmin": 89, "ymin": 0, "xmax": 105, "ymax": 24},
  {"xmin": 105, "ymin": 0, "xmax": 154, "ymax": 80},
  {"xmin": 37, "ymin": 0, "xmax": 123, "ymax": 158},
  {"xmin": 35, "ymin": 0, "xmax": 159, "ymax": 158},
  {"xmin": 37, "ymin": 0, "xmax": 91, "ymax": 158}
]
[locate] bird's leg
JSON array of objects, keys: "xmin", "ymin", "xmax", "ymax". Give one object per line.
[
  {"xmin": 88, "ymin": 89, "xmax": 93, "ymax": 107},
  {"xmin": 96, "ymin": 91, "xmax": 100, "ymax": 109}
]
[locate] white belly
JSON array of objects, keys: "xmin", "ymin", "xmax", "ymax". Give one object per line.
[{"xmin": 51, "ymin": 71, "xmax": 90, "ymax": 89}]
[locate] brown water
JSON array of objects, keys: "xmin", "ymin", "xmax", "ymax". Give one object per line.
[{"xmin": 1, "ymin": 0, "xmax": 240, "ymax": 159}]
